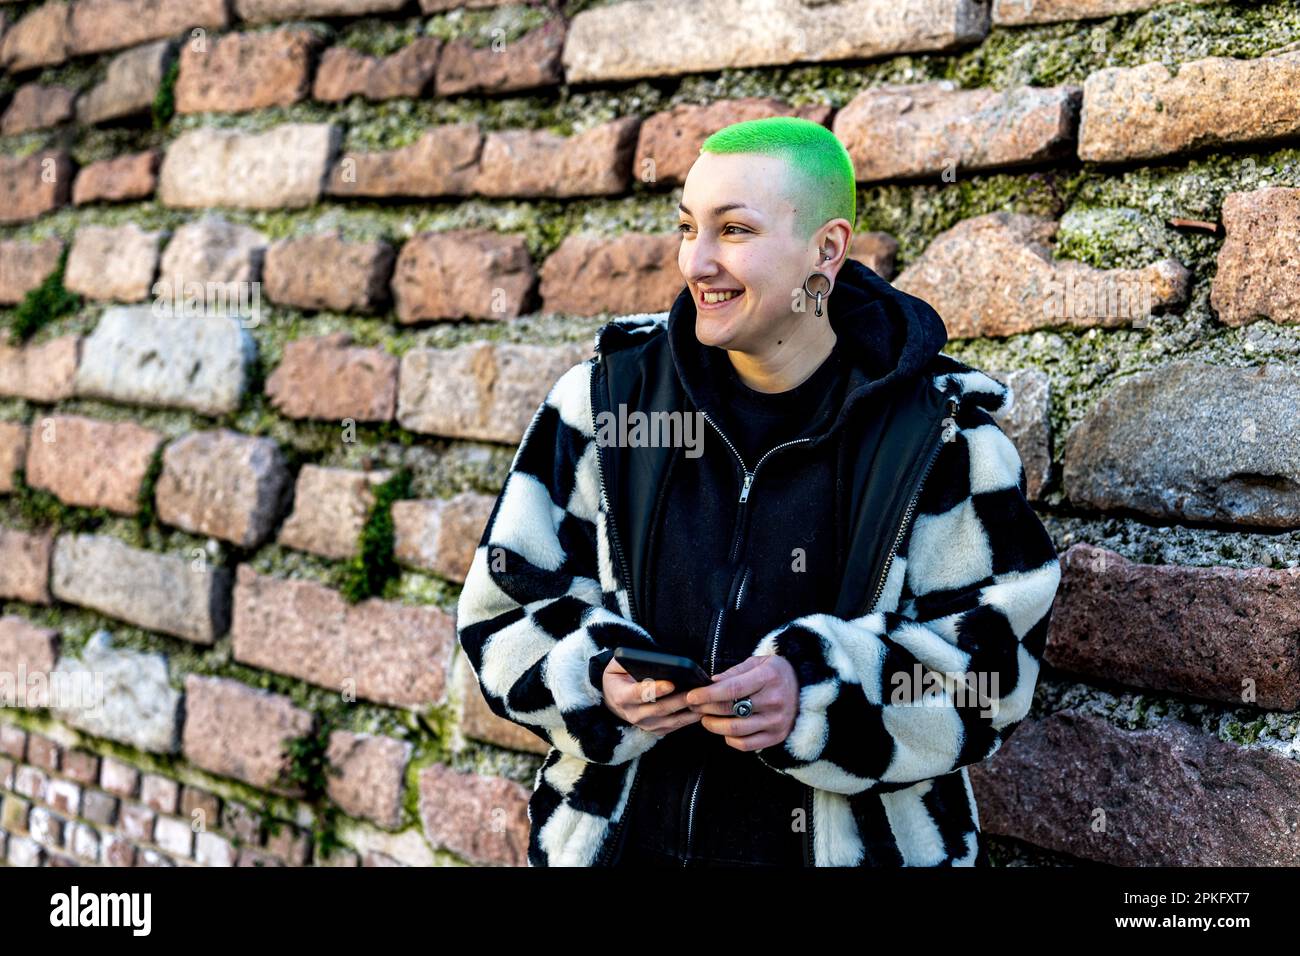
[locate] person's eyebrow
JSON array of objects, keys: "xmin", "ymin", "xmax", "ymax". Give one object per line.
[{"xmin": 678, "ymin": 202, "xmax": 760, "ymax": 218}]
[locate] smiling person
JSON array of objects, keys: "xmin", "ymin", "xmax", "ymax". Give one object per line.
[{"xmin": 456, "ymin": 116, "xmax": 1062, "ymax": 867}]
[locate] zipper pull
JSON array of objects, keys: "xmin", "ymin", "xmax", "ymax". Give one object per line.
[{"xmin": 739, "ymin": 472, "xmax": 754, "ymax": 503}]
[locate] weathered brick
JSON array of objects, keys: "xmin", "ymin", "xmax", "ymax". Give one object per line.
[
  {"xmin": 119, "ymin": 802, "xmax": 154, "ymax": 841},
  {"xmin": 219, "ymin": 800, "xmax": 262, "ymax": 843},
  {"xmin": 179, "ymin": 786, "xmax": 220, "ymax": 829},
  {"xmin": 194, "ymin": 830, "xmax": 235, "ymax": 866},
  {"xmin": 237, "ymin": 846, "xmax": 284, "ymax": 866},
  {"xmin": 13, "ymin": 764, "xmax": 45, "ymax": 800},
  {"xmin": 324, "ymin": 730, "xmax": 411, "ymax": 830},
  {"xmin": 893, "ymin": 212, "xmax": 1190, "ymax": 337},
  {"xmin": 1211, "ymin": 186, "xmax": 1300, "ymax": 327},
  {"xmin": 234, "ymin": 0, "xmax": 405, "ymax": 23},
  {"xmin": 276, "ymin": 465, "xmax": 392, "ymax": 561},
  {"xmin": 158, "ymin": 123, "xmax": 340, "ymax": 209},
  {"xmin": 72, "ymin": 150, "xmax": 160, "ymax": 205},
  {"xmin": 1048, "ymin": 543, "xmax": 1300, "ymax": 710},
  {"xmin": 263, "ymin": 822, "xmax": 310, "ymax": 865},
  {"xmin": 988, "ymin": 368, "xmax": 1052, "ymax": 501},
  {"xmin": 472, "ymin": 117, "xmax": 639, "ymax": 198},
  {"xmin": 262, "ymin": 233, "xmax": 394, "ymax": 314},
  {"xmin": 391, "ymin": 229, "xmax": 535, "ymax": 323},
  {"xmin": 563, "ymin": 0, "xmax": 989, "ymax": 83},
  {"xmin": 1079, "ymin": 51, "xmax": 1300, "ymax": 163},
  {"xmin": 155, "ymin": 214, "xmax": 267, "ymax": 315},
  {"xmin": 0, "ymin": 1, "xmax": 70, "ymax": 72},
  {"xmin": 60, "ymin": 749, "xmax": 99, "ymax": 786},
  {"xmin": 45, "ymin": 777, "xmax": 80, "ymax": 816},
  {"xmin": 0, "ymin": 237, "xmax": 64, "ymax": 304},
  {"xmin": 82, "ymin": 789, "xmax": 118, "ymax": 826},
  {"xmin": 834, "ymin": 81, "xmax": 1080, "ymax": 182},
  {"xmin": 0, "ymin": 616, "xmax": 59, "ymax": 708},
  {"xmin": 0, "ymin": 150, "xmax": 73, "ymax": 225},
  {"xmin": 102, "ymin": 832, "xmax": 136, "ymax": 865},
  {"xmin": 77, "ymin": 39, "xmax": 175, "ymax": 126},
  {"xmin": 231, "ymin": 564, "xmax": 455, "ymax": 709},
  {"xmin": 1061, "ymin": 362, "xmax": 1300, "ymax": 527},
  {"xmin": 397, "ymin": 341, "xmax": 588, "ymax": 443},
  {"xmin": 435, "ymin": 21, "xmax": 563, "ymax": 96},
  {"xmin": 154, "ymin": 429, "xmax": 291, "ymax": 548},
  {"xmin": 64, "ymin": 223, "xmax": 164, "ymax": 302},
  {"xmin": 417, "ymin": 763, "xmax": 528, "ymax": 867},
  {"xmin": 634, "ymin": 97, "xmax": 833, "ymax": 187},
  {"xmin": 1, "ymin": 82, "xmax": 75, "ymax": 135},
  {"xmin": 848, "ymin": 232, "xmax": 898, "ymax": 279},
  {"xmin": 49, "ymin": 630, "xmax": 184, "ymax": 753},
  {"xmin": 324, "ymin": 123, "xmax": 481, "ymax": 199},
  {"xmin": 176, "ymin": 28, "xmax": 320, "ymax": 113},
  {"xmin": 457, "ymin": 665, "xmax": 547, "ymax": 755},
  {"xmin": 24, "ymin": 414, "xmax": 162, "ymax": 515},
  {"xmin": 0, "ymin": 723, "xmax": 27, "ymax": 759},
  {"xmin": 69, "ymin": 821, "xmax": 99, "ymax": 861},
  {"xmin": 539, "ymin": 232, "xmax": 680, "ymax": 316},
  {"xmin": 153, "ymin": 814, "xmax": 193, "ymax": 857},
  {"xmin": 312, "ymin": 37, "xmax": 441, "ymax": 102},
  {"xmin": 99, "ymin": 756, "xmax": 139, "ymax": 797},
  {"xmin": 265, "ymin": 332, "xmax": 397, "ymax": 422},
  {"xmin": 140, "ymin": 774, "xmax": 179, "ymax": 814},
  {"xmin": 0, "ymin": 528, "xmax": 53, "ymax": 604},
  {"xmin": 67, "ymin": 0, "xmax": 228, "ymax": 57},
  {"xmin": 181, "ymin": 674, "xmax": 314, "ymax": 797},
  {"xmin": 28, "ymin": 806, "xmax": 62, "ymax": 847},
  {"xmin": 0, "ymin": 335, "xmax": 79, "ymax": 402},
  {"xmin": 6, "ymin": 833, "xmax": 43, "ymax": 865},
  {"xmin": 970, "ymin": 709, "xmax": 1300, "ymax": 865},
  {"xmin": 0, "ymin": 422, "xmax": 27, "ymax": 493},
  {"xmin": 51, "ymin": 535, "xmax": 232, "ymax": 645},
  {"xmin": 992, "ymin": 0, "xmax": 1193, "ymax": 25},
  {"xmin": 392, "ymin": 491, "xmax": 494, "ymax": 582},
  {"xmin": 25, "ymin": 732, "xmax": 58, "ymax": 771},
  {"xmin": 74, "ymin": 305, "xmax": 254, "ymax": 415}
]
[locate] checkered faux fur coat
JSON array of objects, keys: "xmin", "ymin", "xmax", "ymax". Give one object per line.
[{"xmin": 456, "ymin": 314, "xmax": 1061, "ymax": 867}]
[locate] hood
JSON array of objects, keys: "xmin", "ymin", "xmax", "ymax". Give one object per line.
[{"xmin": 665, "ymin": 256, "xmax": 949, "ymax": 448}]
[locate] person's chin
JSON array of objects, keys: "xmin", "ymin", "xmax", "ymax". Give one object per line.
[{"xmin": 695, "ymin": 312, "xmax": 744, "ymax": 349}]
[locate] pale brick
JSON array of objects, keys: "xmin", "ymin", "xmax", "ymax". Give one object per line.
[
  {"xmin": 325, "ymin": 124, "xmax": 481, "ymax": 199},
  {"xmin": 0, "ymin": 422, "xmax": 27, "ymax": 494},
  {"xmin": 230, "ymin": 564, "xmax": 454, "ymax": 709},
  {"xmin": 262, "ymin": 233, "xmax": 394, "ymax": 313},
  {"xmin": 234, "ymin": 0, "xmax": 405, "ymax": 23},
  {"xmin": 81, "ymin": 789, "xmax": 118, "ymax": 825},
  {"xmin": 0, "ymin": 335, "xmax": 79, "ymax": 402},
  {"xmin": 563, "ymin": 0, "xmax": 989, "ymax": 83},
  {"xmin": 392, "ymin": 491, "xmax": 494, "ymax": 582},
  {"xmin": 180, "ymin": 674, "xmax": 315, "ymax": 797},
  {"xmin": 435, "ymin": 22, "xmax": 562, "ymax": 96},
  {"xmin": 1211, "ymin": 186, "xmax": 1300, "ymax": 327},
  {"xmin": 154, "ymin": 429, "xmax": 291, "ymax": 548},
  {"xmin": 324, "ymin": 729, "xmax": 411, "ymax": 829},
  {"xmin": 391, "ymin": 229, "xmax": 535, "ymax": 323},
  {"xmin": 28, "ymin": 806, "xmax": 62, "ymax": 847},
  {"xmin": 1079, "ymin": 52, "xmax": 1300, "ymax": 163},
  {"xmin": 0, "ymin": 528, "xmax": 53, "ymax": 604},
  {"xmin": 176, "ymin": 28, "xmax": 320, "ymax": 114},
  {"xmin": 0, "ymin": 150, "xmax": 73, "ymax": 225},
  {"xmin": 7, "ymin": 834, "xmax": 43, "ymax": 866},
  {"xmin": 24, "ymin": 415, "xmax": 162, "ymax": 515},
  {"xmin": 102, "ymin": 832, "xmax": 136, "ymax": 865},
  {"xmin": 45, "ymin": 777, "xmax": 79, "ymax": 815},
  {"xmin": 72, "ymin": 150, "xmax": 160, "ymax": 205},
  {"xmin": 397, "ymin": 341, "xmax": 588, "ymax": 443},
  {"xmin": 0, "ymin": 1, "xmax": 70, "ymax": 72},
  {"xmin": 77, "ymin": 39, "xmax": 175, "ymax": 126},
  {"xmin": 140, "ymin": 774, "xmax": 178, "ymax": 814},
  {"xmin": 119, "ymin": 802, "xmax": 154, "ymax": 841},
  {"xmin": 70, "ymin": 821, "xmax": 99, "ymax": 861},
  {"xmin": 472, "ymin": 117, "xmax": 639, "ymax": 198},
  {"xmin": 51, "ymin": 536, "xmax": 231, "ymax": 645},
  {"xmin": 157, "ymin": 214, "xmax": 267, "ymax": 294},
  {"xmin": 60, "ymin": 750, "xmax": 99, "ymax": 786},
  {"xmin": 68, "ymin": 0, "xmax": 227, "ymax": 57},
  {"xmin": 99, "ymin": 756, "xmax": 139, "ymax": 797},
  {"xmin": 74, "ymin": 305, "xmax": 254, "ymax": 415},
  {"xmin": 153, "ymin": 814, "xmax": 193, "ymax": 857},
  {"xmin": 417, "ymin": 763, "xmax": 528, "ymax": 867},
  {"xmin": 539, "ymin": 232, "xmax": 680, "ymax": 316},
  {"xmin": 276, "ymin": 465, "xmax": 393, "ymax": 561},
  {"xmin": 64, "ymin": 223, "xmax": 164, "ymax": 302},
  {"xmin": 1, "ymin": 82, "xmax": 75, "ymax": 135},
  {"xmin": 0, "ymin": 237, "xmax": 64, "ymax": 304},
  {"xmin": 25, "ymin": 732, "xmax": 58, "ymax": 770},
  {"xmin": 195, "ymin": 830, "xmax": 235, "ymax": 866},
  {"xmin": 0, "ymin": 616, "xmax": 58, "ymax": 708},
  {"xmin": 158, "ymin": 123, "xmax": 340, "ymax": 210},
  {"xmin": 264, "ymin": 332, "xmax": 398, "ymax": 422}
]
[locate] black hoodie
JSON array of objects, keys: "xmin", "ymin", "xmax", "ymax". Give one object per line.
[{"xmin": 610, "ymin": 258, "xmax": 950, "ymax": 866}]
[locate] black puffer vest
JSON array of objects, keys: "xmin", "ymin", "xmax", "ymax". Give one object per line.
[{"xmin": 590, "ymin": 257, "xmax": 960, "ymax": 866}]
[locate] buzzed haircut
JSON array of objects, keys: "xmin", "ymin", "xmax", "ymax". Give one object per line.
[{"xmin": 698, "ymin": 116, "xmax": 857, "ymax": 245}]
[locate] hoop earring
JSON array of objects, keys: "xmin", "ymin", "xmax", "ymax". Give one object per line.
[{"xmin": 804, "ymin": 271, "xmax": 831, "ymax": 317}]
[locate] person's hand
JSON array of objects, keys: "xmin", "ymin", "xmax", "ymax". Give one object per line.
[
  {"xmin": 683, "ymin": 655, "xmax": 798, "ymax": 752},
  {"xmin": 601, "ymin": 657, "xmax": 703, "ymax": 737}
]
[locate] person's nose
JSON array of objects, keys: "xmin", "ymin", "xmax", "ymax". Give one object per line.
[{"xmin": 681, "ymin": 228, "xmax": 720, "ymax": 285}]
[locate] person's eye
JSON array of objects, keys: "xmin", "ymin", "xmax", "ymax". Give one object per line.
[
  {"xmin": 723, "ymin": 224, "xmax": 750, "ymax": 235},
  {"xmin": 676, "ymin": 222, "xmax": 693, "ymax": 234}
]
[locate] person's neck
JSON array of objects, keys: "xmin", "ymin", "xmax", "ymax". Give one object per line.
[{"xmin": 726, "ymin": 319, "xmax": 837, "ymax": 394}]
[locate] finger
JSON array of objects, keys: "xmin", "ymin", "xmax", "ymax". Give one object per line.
[
  {"xmin": 643, "ymin": 705, "xmax": 704, "ymax": 735},
  {"xmin": 613, "ymin": 677, "xmax": 674, "ymax": 712},
  {"xmin": 624, "ymin": 686, "xmax": 695, "ymax": 720},
  {"xmin": 685, "ymin": 660, "xmax": 771, "ymax": 706},
  {"xmin": 708, "ymin": 656, "xmax": 764, "ymax": 682},
  {"xmin": 700, "ymin": 711, "xmax": 780, "ymax": 739},
  {"xmin": 688, "ymin": 685, "xmax": 781, "ymax": 717}
]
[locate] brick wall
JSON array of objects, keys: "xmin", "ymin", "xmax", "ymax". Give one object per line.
[{"xmin": 1, "ymin": 0, "xmax": 1298, "ymax": 867}]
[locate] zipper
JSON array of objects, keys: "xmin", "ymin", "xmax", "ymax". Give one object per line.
[
  {"xmin": 589, "ymin": 352, "xmax": 645, "ymax": 867},
  {"xmin": 804, "ymin": 781, "xmax": 815, "ymax": 865}
]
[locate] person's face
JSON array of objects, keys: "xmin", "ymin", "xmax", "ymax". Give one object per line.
[{"xmin": 677, "ymin": 151, "xmax": 825, "ymax": 353}]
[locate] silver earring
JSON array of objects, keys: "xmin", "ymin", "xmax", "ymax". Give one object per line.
[{"xmin": 803, "ymin": 271, "xmax": 831, "ymax": 317}]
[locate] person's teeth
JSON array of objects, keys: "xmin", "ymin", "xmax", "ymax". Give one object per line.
[{"xmin": 704, "ymin": 290, "xmax": 740, "ymax": 303}]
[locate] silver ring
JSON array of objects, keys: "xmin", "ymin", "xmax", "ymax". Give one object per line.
[{"xmin": 732, "ymin": 698, "xmax": 753, "ymax": 718}]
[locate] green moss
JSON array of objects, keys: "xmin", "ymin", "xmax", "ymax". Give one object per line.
[
  {"xmin": 5, "ymin": 246, "xmax": 81, "ymax": 343},
  {"xmin": 152, "ymin": 57, "xmax": 179, "ymax": 131},
  {"xmin": 276, "ymin": 719, "xmax": 348, "ymax": 861},
  {"xmin": 339, "ymin": 466, "xmax": 413, "ymax": 603}
]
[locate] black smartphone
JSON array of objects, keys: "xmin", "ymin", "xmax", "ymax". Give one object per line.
[{"xmin": 613, "ymin": 647, "xmax": 712, "ymax": 693}]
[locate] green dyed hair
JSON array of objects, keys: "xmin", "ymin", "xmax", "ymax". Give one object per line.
[{"xmin": 698, "ymin": 116, "xmax": 857, "ymax": 246}]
